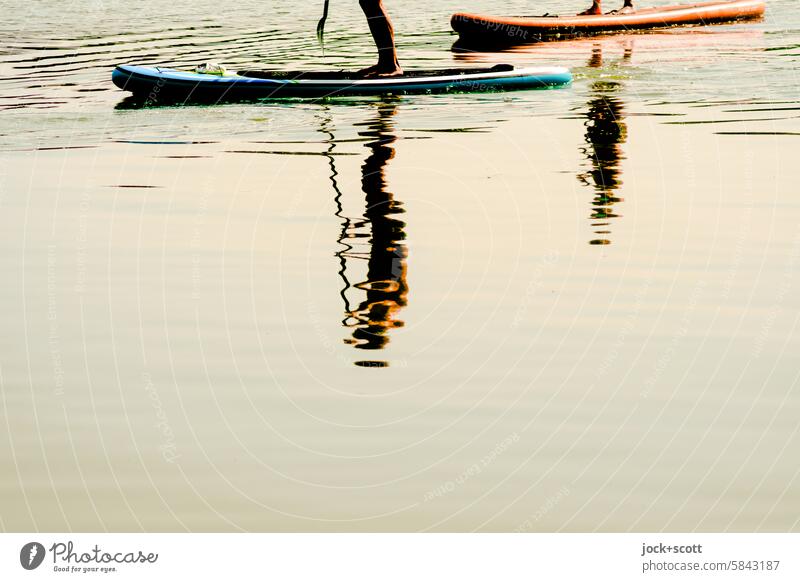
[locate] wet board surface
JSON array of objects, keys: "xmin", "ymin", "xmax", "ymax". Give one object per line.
[
  {"xmin": 111, "ymin": 64, "xmax": 572, "ymax": 102},
  {"xmin": 451, "ymin": 0, "xmax": 766, "ymax": 46}
]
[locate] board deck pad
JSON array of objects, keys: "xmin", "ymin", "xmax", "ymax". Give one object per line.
[
  {"xmin": 111, "ymin": 64, "xmax": 572, "ymax": 102},
  {"xmin": 451, "ymin": 0, "xmax": 766, "ymax": 46},
  {"xmin": 238, "ymin": 65, "xmax": 515, "ymax": 80}
]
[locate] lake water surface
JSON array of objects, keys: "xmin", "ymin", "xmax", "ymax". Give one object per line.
[{"xmin": 1, "ymin": 0, "xmax": 799, "ymax": 531}]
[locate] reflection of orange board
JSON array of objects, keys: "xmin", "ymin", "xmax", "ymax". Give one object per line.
[{"xmin": 451, "ymin": 0, "xmax": 766, "ymax": 46}]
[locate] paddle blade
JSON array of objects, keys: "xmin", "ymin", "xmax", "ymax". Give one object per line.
[{"xmin": 317, "ymin": 0, "xmax": 330, "ymax": 51}]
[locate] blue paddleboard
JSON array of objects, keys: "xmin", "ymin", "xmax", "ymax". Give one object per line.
[{"xmin": 111, "ymin": 64, "xmax": 572, "ymax": 101}]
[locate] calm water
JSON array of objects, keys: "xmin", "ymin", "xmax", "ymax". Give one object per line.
[{"xmin": 1, "ymin": 0, "xmax": 799, "ymax": 531}]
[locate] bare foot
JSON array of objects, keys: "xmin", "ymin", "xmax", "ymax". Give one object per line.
[
  {"xmin": 357, "ymin": 63, "xmax": 404, "ymax": 78},
  {"xmin": 578, "ymin": 5, "xmax": 602, "ymax": 15},
  {"xmin": 617, "ymin": 4, "xmax": 635, "ymax": 14},
  {"xmin": 358, "ymin": 64, "xmax": 404, "ymax": 78}
]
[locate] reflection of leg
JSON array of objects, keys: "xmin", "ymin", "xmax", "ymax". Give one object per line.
[
  {"xmin": 358, "ymin": 0, "xmax": 403, "ymax": 77},
  {"xmin": 344, "ymin": 104, "xmax": 407, "ymax": 351},
  {"xmin": 579, "ymin": 0, "xmax": 602, "ymax": 15},
  {"xmin": 582, "ymin": 79, "xmax": 626, "ymax": 246},
  {"xmin": 623, "ymin": 40, "xmax": 633, "ymax": 61},
  {"xmin": 588, "ymin": 44, "xmax": 603, "ymax": 68}
]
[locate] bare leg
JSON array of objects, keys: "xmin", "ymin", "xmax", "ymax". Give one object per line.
[
  {"xmin": 579, "ymin": 0, "xmax": 602, "ymax": 15},
  {"xmin": 358, "ymin": 0, "xmax": 402, "ymax": 77},
  {"xmin": 618, "ymin": 0, "xmax": 634, "ymax": 14}
]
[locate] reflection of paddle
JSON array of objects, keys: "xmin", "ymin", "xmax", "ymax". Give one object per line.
[
  {"xmin": 317, "ymin": 0, "xmax": 330, "ymax": 51},
  {"xmin": 317, "ymin": 111, "xmax": 355, "ymax": 320}
]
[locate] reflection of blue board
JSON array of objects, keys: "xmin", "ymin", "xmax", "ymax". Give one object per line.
[{"xmin": 111, "ymin": 64, "xmax": 572, "ymax": 101}]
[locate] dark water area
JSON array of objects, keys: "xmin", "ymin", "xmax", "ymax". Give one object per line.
[{"xmin": 0, "ymin": 0, "xmax": 798, "ymax": 531}]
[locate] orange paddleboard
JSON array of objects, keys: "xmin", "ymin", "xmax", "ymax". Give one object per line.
[{"xmin": 451, "ymin": 0, "xmax": 766, "ymax": 46}]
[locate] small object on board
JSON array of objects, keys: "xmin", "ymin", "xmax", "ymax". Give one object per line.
[{"xmin": 195, "ymin": 62, "xmax": 227, "ymax": 76}]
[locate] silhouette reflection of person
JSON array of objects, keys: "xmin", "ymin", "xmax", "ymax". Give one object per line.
[
  {"xmin": 329, "ymin": 102, "xmax": 408, "ymax": 366},
  {"xmin": 579, "ymin": 42, "xmax": 631, "ymax": 245}
]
